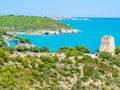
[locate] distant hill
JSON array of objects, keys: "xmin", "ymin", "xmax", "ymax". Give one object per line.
[{"xmin": 0, "ymin": 15, "xmax": 74, "ymax": 32}]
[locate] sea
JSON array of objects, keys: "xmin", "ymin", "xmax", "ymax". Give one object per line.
[{"xmin": 15, "ymin": 18, "xmax": 120, "ymax": 53}]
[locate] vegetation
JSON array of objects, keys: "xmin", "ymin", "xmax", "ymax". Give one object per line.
[
  {"xmin": 115, "ymin": 46, "xmax": 120, "ymax": 54},
  {"xmin": 0, "ymin": 21, "xmax": 120, "ymax": 89},
  {"xmin": 76, "ymin": 45, "xmax": 90, "ymax": 53},
  {"xmin": 0, "ymin": 42, "xmax": 120, "ymax": 89},
  {"xmin": 99, "ymin": 51, "xmax": 111, "ymax": 60},
  {"xmin": 0, "ymin": 15, "xmax": 73, "ymax": 32},
  {"xmin": 56, "ymin": 45, "xmax": 89, "ymax": 57}
]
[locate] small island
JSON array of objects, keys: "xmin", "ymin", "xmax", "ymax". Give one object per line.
[{"xmin": 0, "ymin": 15, "xmax": 80, "ymax": 35}]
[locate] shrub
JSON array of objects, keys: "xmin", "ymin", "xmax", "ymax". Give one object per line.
[
  {"xmin": 72, "ymin": 79, "xmax": 82, "ymax": 89},
  {"xmin": 30, "ymin": 59, "xmax": 36, "ymax": 69},
  {"xmin": 83, "ymin": 64, "xmax": 99, "ymax": 79},
  {"xmin": 40, "ymin": 55, "xmax": 58, "ymax": 64},
  {"xmin": 0, "ymin": 57, "xmax": 4, "ymax": 65},
  {"xmin": 7, "ymin": 66, "xmax": 16, "ymax": 73},
  {"xmin": 40, "ymin": 46, "xmax": 50, "ymax": 52},
  {"xmin": 76, "ymin": 45, "xmax": 90, "ymax": 53},
  {"xmin": 16, "ymin": 45, "xmax": 28, "ymax": 52},
  {"xmin": 0, "ymin": 49, "xmax": 9, "ymax": 62},
  {"xmin": 30, "ymin": 46, "xmax": 40, "ymax": 52},
  {"xmin": 115, "ymin": 46, "xmax": 120, "ymax": 54},
  {"xmin": 21, "ymin": 58, "xmax": 29, "ymax": 68},
  {"xmin": 110, "ymin": 55, "xmax": 120, "ymax": 67},
  {"xmin": 99, "ymin": 51, "xmax": 111, "ymax": 60},
  {"xmin": 56, "ymin": 46, "xmax": 73, "ymax": 53},
  {"xmin": 61, "ymin": 58, "xmax": 73, "ymax": 64}
]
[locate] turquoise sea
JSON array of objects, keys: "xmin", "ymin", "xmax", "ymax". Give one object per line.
[{"xmin": 16, "ymin": 18, "xmax": 120, "ymax": 53}]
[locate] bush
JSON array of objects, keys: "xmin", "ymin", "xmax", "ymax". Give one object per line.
[
  {"xmin": 40, "ymin": 46, "xmax": 50, "ymax": 52},
  {"xmin": 110, "ymin": 55, "xmax": 120, "ymax": 67},
  {"xmin": 0, "ymin": 49, "xmax": 9, "ymax": 62},
  {"xmin": 72, "ymin": 79, "xmax": 82, "ymax": 89},
  {"xmin": 76, "ymin": 45, "xmax": 90, "ymax": 53},
  {"xmin": 16, "ymin": 45, "xmax": 28, "ymax": 52},
  {"xmin": 83, "ymin": 64, "xmax": 99, "ymax": 79},
  {"xmin": 61, "ymin": 58, "xmax": 73, "ymax": 64},
  {"xmin": 8, "ymin": 47, "xmax": 16, "ymax": 54},
  {"xmin": 7, "ymin": 66, "xmax": 16, "ymax": 73},
  {"xmin": 30, "ymin": 59, "xmax": 36, "ymax": 69},
  {"xmin": 40, "ymin": 55, "xmax": 58, "ymax": 64},
  {"xmin": 21, "ymin": 58, "xmax": 29, "ymax": 68},
  {"xmin": 56, "ymin": 46, "xmax": 74, "ymax": 53},
  {"xmin": 0, "ymin": 57, "xmax": 4, "ymax": 65},
  {"xmin": 115, "ymin": 46, "xmax": 120, "ymax": 54},
  {"xmin": 80, "ymin": 55, "xmax": 92, "ymax": 63},
  {"xmin": 30, "ymin": 46, "xmax": 40, "ymax": 52},
  {"xmin": 99, "ymin": 51, "xmax": 111, "ymax": 60}
]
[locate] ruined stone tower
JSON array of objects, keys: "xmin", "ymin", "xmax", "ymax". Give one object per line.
[{"xmin": 100, "ymin": 35, "xmax": 115, "ymax": 54}]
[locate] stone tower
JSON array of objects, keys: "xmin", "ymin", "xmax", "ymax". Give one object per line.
[{"xmin": 100, "ymin": 35, "xmax": 115, "ymax": 54}]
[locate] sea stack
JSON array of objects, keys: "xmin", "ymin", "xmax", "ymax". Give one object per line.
[{"xmin": 100, "ymin": 35, "xmax": 115, "ymax": 54}]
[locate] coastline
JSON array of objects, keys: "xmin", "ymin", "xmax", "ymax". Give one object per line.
[{"xmin": 10, "ymin": 29, "xmax": 81, "ymax": 35}]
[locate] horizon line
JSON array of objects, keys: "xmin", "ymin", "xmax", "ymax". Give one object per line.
[{"xmin": 0, "ymin": 14, "xmax": 120, "ymax": 18}]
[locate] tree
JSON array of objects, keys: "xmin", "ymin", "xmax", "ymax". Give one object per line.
[{"xmin": 76, "ymin": 45, "xmax": 90, "ymax": 53}]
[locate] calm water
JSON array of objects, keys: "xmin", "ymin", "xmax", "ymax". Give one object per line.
[
  {"xmin": 17, "ymin": 18, "xmax": 120, "ymax": 52},
  {"xmin": 9, "ymin": 41, "xmax": 17, "ymax": 47}
]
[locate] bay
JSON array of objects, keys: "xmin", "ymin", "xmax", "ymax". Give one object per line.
[{"xmin": 17, "ymin": 18, "xmax": 120, "ymax": 52}]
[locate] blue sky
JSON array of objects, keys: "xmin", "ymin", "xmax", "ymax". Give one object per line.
[{"xmin": 0, "ymin": 0, "xmax": 120, "ymax": 17}]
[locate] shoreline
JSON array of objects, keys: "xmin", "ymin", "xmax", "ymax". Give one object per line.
[{"xmin": 10, "ymin": 29, "xmax": 81, "ymax": 35}]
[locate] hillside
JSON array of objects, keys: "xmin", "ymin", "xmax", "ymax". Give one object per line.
[
  {"xmin": 1, "ymin": 47, "xmax": 120, "ymax": 90},
  {"xmin": 0, "ymin": 15, "xmax": 74, "ymax": 32},
  {"xmin": 0, "ymin": 30, "xmax": 120, "ymax": 90}
]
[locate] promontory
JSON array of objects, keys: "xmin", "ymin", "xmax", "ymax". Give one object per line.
[{"xmin": 0, "ymin": 15, "xmax": 80, "ymax": 35}]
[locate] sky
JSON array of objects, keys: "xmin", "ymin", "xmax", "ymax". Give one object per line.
[{"xmin": 0, "ymin": 0, "xmax": 120, "ymax": 17}]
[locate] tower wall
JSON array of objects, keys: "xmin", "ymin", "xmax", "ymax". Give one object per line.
[{"xmin": 100, "ymin": 35, "xmax": 115, "ymax": 53}]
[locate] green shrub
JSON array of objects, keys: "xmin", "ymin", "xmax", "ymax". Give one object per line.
[
  {"xmin": 40, "ymin": 46, "xmax": 50, "ymax": 52},
  {"xmin": 72, "ymin": 79, "xmax": 82, "ymax": 89},
  {"xmin": 110, "ymin": 55, "xmax": 120, "ymax": 67},
  {"xmin": 30, "ymin": 46, "xmax": 40, "ymax": 52},
  {"xmin": 40, "ymin": 55, "xmax": 58, "ymax": 64},
  {"xmin": 83, "ymin": 64, "xmax": 99, "ymax": 79},
  {"xmin": 21, "ymin": 58, "xmax": 29, "ymax": 68},
  {"xmin": 16, "ymin": 45, "xmax": 28, "ymax": 52},
  {"xmin": 115, "ymin": 46, "xmax": 120, "ymax": 54},
  {"xmin": 99, "ymin": 51, "xmax": 111, "ymax": 60},
  {"xmin": 61, "ymin": 58, "xmax": 73, "ymax": 64},
  {"xmin": 0, "ymin": 57, "xmax": 4, "ymax": 65},
  {"xmin": 81, "ymin": 76, "xmax": 89, "ymax": 82},
  {"xmin": 76, "ymin": 45, "xmax": 90, "ymax": 53},
  {"xmin": 0, "ymin": 49, "xmax": 9, "ymax": 62},
  {"xmin": 56, "ymin": 46, "xmax": 73, "ymax": 53}
]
